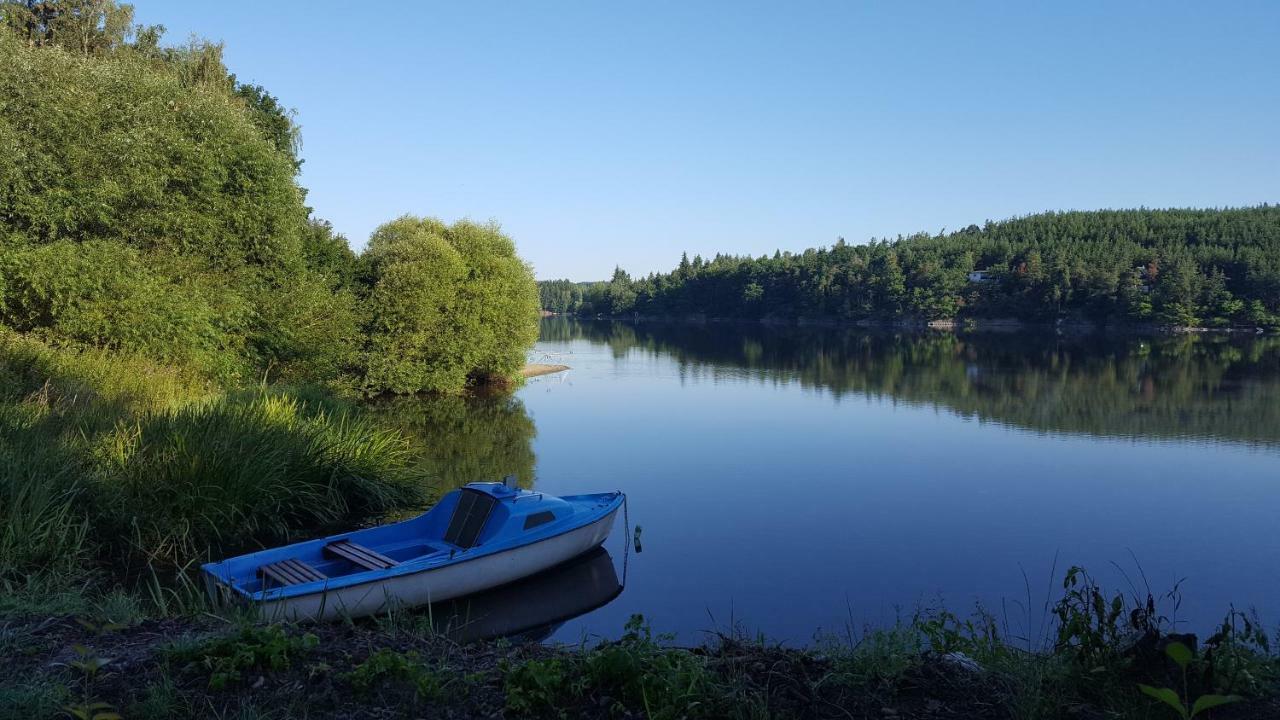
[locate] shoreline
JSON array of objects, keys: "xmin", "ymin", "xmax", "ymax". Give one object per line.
[
  {"xmin": 4, "ymin": 609, "xmax": 1277, "ymax": 719},
  {"xmin": 547, "ymin": 312, "xmax": 1272, "ymax": 336}
]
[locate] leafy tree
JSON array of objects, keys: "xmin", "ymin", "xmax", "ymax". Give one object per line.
[
  {"xmin": 232, "ymin": 80, "xmax": 301, "ymax": 171},
  {"xmin": 0, "ymin": 33, "xmax": 304, "ymax": 266},
  {"xmin": 359, "ymin": 216, "xmax": 539, "ymax": 395},
  {"xmin": 606, "ymin": 266, "xmax": 636, "ymax": 315},
  {"xmin": 0, "ymin": 0, "xmax": 141, "ymax": 55},
  {"xmin": 538, "ymin": 279, "xmax": 587, "ymax": 314}
]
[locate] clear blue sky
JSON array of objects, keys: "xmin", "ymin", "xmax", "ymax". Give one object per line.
[{"xmin": 141, "ymin": 1, "xmax": 1279, "ymax": 281}]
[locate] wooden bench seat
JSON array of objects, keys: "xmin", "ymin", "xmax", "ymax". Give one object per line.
[
  {"xmin": 324, "ymin": 539, "xmax": 399, "ymax": 571},
  {"xmin": 259, "ymin": 558, "xmax": 327, "ymax": 587}
]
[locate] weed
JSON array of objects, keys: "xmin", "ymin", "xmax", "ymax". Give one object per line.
[
  {"xmin": 126, "ymin": 674, "xmax": 182, "ymax": 720},
  {"xmin": 504, "ymin": 615, "xmax": 726, "ymax": 719},
  {"xmin": 584, "ymin": 615, "xmax": 720, "ymax": 718},
  {"xmin": 1203, "ymin": 608, "xmax": 1277, "ymax": 697},
  {"xmin": 818, "ymin": 622, "xmax": 924, "ymax": 696},
  {"xmin": 165, "ymin": 624, "xmax": 319, "ymax": 690},
  {"xmin": 1139, "ymin": 641, "xmax": 1241, "ymax": 718},
  {"xmin": 59, "ymin": 645, "xmax": 119, "ymax": 720},
  {"xmin": 346, "ymin": 648, "xmax": 449, "ymax": 703},
  {"xmin": 91, "ymin": 591, "xmax": 146, "ymax": 626},
  {"xmin": 1052, "ymin": 564, "xmax": 1174, "ymax": 680},
  {"xmin": 503, "ymin": 657, "xmax": 578, "ymax": 718}
]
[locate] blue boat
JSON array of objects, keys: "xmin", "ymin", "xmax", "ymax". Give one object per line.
[{"xmin": 202, "ymin": 482, "xmax": 625, "ymax": 622}]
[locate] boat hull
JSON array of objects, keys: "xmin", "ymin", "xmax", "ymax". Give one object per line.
[{"xmin": 250, "ymin": 505, "xmax": 619, "ymax": 622}]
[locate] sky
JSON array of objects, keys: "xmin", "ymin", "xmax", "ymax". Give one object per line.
[{"xmin": 139, "ymin": 1, "xmax": 1280, "ymax": 281}]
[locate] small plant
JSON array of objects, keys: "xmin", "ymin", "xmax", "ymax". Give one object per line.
[
  {"xmin": 126, "ymin": 675, "xmax": 181, "ymax": 719},
  {"xmin": 60, "ymin": 645, "xmax": 119, "ymax": 720},
  {"xmin": 914, "ymin": 606, "xmax": 1001, "ymax": 658},
  {"xmin": 346, "ymin": 648, "xmax": 447, "ymax": 703},
  {"xmin": 1203, "ymin": 607, "xmax": 1276, "ymax": 697},
  {"xmin": 583, "ymin": 615, "xmax": 720, "ymax": 718},
  {"xmin": 1138, "ymin": 641, "xmax": 1241, "ymax": 719},
  {"xmin": 503, "ymin": 657, "xmax": 578, "ymax": 717},
  {"xmin": 166, "ymin": 624, "xmax": 318, "ymax": 690},
  {"xmin": 1053, "ymin": 566, "xmax": 1169, "ymax": 672}
]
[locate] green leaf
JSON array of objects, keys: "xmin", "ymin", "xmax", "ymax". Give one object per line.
[
  {"xmin": 1165, "ymin": 641, "xmax": 1193, "ymax": 669},
  {"xmin": 1190, "ymin": 694, "xmax": 1242, "ymax": 718},
  {"xmin": 1139, "ymin": 684, "xmax": 1188, "ymax": 720}
]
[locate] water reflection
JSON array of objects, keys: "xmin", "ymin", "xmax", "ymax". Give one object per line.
[
  {"xmin": 373, "ymin": 394, "xmax": 538, "ymax": 488},
  {"xmin": 427, "ymin": 548, "xmax": 622, "ymax": 643},
  {"xmin": 542, "ymin": 317, "xmax": 1280, "ymax": 447}
]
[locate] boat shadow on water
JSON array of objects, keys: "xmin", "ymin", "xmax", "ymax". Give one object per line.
[{"xmin": 424, "ymin": 546, "xmax": 623, "ymax": 643}]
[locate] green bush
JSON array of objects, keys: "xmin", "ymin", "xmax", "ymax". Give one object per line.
[
  {"xmin": 0, "ymin": 33, "xmax": 304, "ymax": 268},
  {"xmin": 0, "ymin": 240, "xmax": 246, "ymax": 377},
  {"xmin": 360, "ymin": 216, "xmax": 540, "ymax": 395},
  {"xmin": 249, "ymin": 272, "xmax": 362, "ymax": 386}
]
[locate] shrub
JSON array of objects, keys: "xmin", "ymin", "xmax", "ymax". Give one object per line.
[
  {"xmin": 0, "ymin": 34, "xmax": 304, "ymax": 268},
  {"xmin": 360, "ymin": 216, "xmax": 539, "ymax": 395},
  {"xmin": 0, "ymin": 240, "xmax": 246, "ymax": 378}
]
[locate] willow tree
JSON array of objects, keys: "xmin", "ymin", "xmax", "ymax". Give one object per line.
[{"xmin": 360, "ymin": 216, "xmax": 540, "ymax": 395}]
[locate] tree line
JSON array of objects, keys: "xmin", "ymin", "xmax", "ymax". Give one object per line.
[
  {"xmin": 542, "ymin": 207, "xmax": 1280, "ymax": 329},
  {"xmin": 0, "ymin": 0, "xmax": 539, "ymax": 395}
]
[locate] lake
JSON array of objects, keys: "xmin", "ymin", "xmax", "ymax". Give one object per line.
[{"xmin": 425, "ymin": 318, "xmax": 1280, "ymax": 646}]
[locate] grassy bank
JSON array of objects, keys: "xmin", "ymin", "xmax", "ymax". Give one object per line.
[
  {"xmin": 2, "ymin": 580, "xmax": 1277, "ymax": 720},
  {"xmin": 0, "ymin": 330, "xmax": 430, "ymax": 616}
]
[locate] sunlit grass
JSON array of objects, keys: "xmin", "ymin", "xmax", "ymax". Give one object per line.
[{"xmin": 0, "ymin": 332, "xmax": 428, "ymax": 612}]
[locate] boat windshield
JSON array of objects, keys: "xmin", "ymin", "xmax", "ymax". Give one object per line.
[{"xmin": 444, "ymin": 489, "xmax": 497, "ymax": 548}]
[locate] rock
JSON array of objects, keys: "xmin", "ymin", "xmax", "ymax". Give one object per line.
[{"xmin": 941, "ymin": 651, "xmax": 982, "ymax": 673}]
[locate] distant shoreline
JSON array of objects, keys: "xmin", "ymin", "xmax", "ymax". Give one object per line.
[{"xmin": 544, "ymin": 313, "xmax": 1271, "ymax": 336}]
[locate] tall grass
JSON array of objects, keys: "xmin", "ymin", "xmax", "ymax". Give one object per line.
[
  {"xmin": 99, "ymin": 391, "xmax": 427, "ymax": 577},
  {"xmin": 0, "ymin": 331, "xmax": 429, "ymax": 610}
]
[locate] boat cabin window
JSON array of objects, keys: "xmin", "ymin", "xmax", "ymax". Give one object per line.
[
  {"xmin": 522, "ymin": 510, "xmax": 555, "ymax": 530},
  {"xmin": 444, "ymin": 489, "xmax": 498, "ymax": 548}
]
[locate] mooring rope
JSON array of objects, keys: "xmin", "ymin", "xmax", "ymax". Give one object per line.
[{"xmin": 621, "ymin": 492, "xmax": 631, "ymax": 588}]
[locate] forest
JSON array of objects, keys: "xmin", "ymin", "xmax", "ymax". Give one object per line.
[{"xmin": 542, "ymin": 207, "xmax": 1280, "ymax": 329}]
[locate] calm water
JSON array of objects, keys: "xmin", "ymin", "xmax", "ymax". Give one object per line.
[{"xmin": 422, "ymin": 319, "xmax": 1280, "ymax": 645}]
